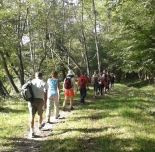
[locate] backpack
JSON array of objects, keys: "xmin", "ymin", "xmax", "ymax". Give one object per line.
[
  {"xmin": 79, "ymin": 77, "xmax": 86, "ymax": 88},
  {"xmin": 64, "ymin": 77, "xmax": 72, "ymax": 89},
  {"xmin": 20, "ymin": 80, "xmax": 34, "ymax": 101},
  {"xmin": 104, "ymin": 74, "xmax": 108, "ymax": 82},
  {"xmin": 91, "ymin": 74, "xmax": 98, "ymax": 85},
  {"xmin": 98, "ymin": 77, "xmax": 103, "ymax": 85}
]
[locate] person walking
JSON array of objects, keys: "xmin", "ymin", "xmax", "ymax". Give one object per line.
[
  {"xmin": 109, "ymin": 72, "xmax": 115, "ymax": 91},
  {"xmin": 62, "ymin": 70, "xmax": 76, "ymax": 111},
  {"xmin": 91, "ymin": 70, "xmax": 99, "ymax": 98},
  {"xmin": 78, "ymin": 71, "xmax": 88, "ymax": 104},
  {"xmin": 28, "ymin": 72, "xmax": 48, "ymax": 138},
  {"xmin": 98, "ymin": 74, "xmax": 104, "ymax": 96},
  {"xmin": 46, "ymin": 71, "xmax": 60, "ymax": 123},
  {"xmin": 103, "ymin": 73, "xmax": 109, "ymax": 93}
]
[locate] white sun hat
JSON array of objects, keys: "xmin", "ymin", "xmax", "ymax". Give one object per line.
[{"xmin": 67, "ymin": 70, "xmax": 75, "ymax": 76}]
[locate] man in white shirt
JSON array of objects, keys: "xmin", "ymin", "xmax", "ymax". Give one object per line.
[{"xmin": 28, "ymin": 72, "xmax": 48, "ymax": 138}]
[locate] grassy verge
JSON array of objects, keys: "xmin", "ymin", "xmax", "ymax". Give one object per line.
[
  {"xmin": 1, "ymin": 83, "xmax": 155, "ymax": 152},
  {"xmin": 0, "ymin": 97, "xmax": 29, "ymax": 151},
  {"xmin": 41, "ymin": 83, "xmax": 155, "ymax": 152}
]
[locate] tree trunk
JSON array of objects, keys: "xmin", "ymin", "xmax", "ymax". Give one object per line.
[
  {"xmin": 92, "ymin": 0, "xmax": 100, "ymax": 74},
  {"xmin": 0, "ymin": 51, "xmax": 19, "ymax": 93},
  {"xmin": 81, "ymin": 0, "xmax": 90, "ymax": 77},
  {"xmin": 116, "ymin": 69, "xmax": 122, "ymax": 83},
  {"xmin": 16, "ymin": 8, "xmax": 29, "ymax": 85},
  {"xmin": 0, "ymin": 80, "xmax": 9, "ymax": 97}
]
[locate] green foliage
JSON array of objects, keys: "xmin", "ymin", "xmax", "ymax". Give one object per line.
[
  {"xmin": 1, "ymin": 0, "xmax": 155, "ymax": 96},
  {"xmin": 108, "ymin": 0, "xmax": 155, "ymax": 74}
]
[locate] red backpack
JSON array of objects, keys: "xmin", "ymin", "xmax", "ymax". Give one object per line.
[
  {"xmin": 64, "ymin": 77, "xmax": 72, "ymax": 89},
  {"xmin": 79, "ymin": 77, "xmax": 86, "ymax": 88}
]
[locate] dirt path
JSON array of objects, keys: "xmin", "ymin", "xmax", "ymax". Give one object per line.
[
  {"xmin": 10, "ymin": 110, "xmax": 72, "ymax": 152},
  {"xmin": 3, "ymin": 97, "xmax": 92, "ymax": 152}
]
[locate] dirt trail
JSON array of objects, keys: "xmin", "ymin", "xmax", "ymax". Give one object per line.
[{"xmin": 10, "ymin": 110, "xmax": 71, "ymax": 152}]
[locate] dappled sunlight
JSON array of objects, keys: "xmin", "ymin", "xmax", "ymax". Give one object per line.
[{"xmin": 1, "ymin": 83, "xmax": 155, "ymax": 151}]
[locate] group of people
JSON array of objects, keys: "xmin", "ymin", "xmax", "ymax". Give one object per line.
[
  {"xmin": 27, "ymin": 70, "xmax": 88, "ymax": 138},
  {"xmin": 91, "ymin": 70, "xmax": 115, "ymax": 98},
  {"xmin": 27, "ymin": 69, "xmax": 114, "ymax": 138}
]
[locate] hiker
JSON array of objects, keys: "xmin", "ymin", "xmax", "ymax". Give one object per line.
[
  {"xmin": 91, "ymin": 70, "xmax": 99, "ymax": 98},
  {"xmin": 46, "ymin": 71, "xmax": 60, "ymax": 123},
  {"xmin": 78, "ymin": 71, "xmax": 88, "ymax": 104},
  {"xmin": 109, "ymin": 72, "xmax": 115, "ymax": 91},
  {"xmin": 103, "ymin": 73, "xmax": 109, "ymax": 93},
  {"xmin": 98, "ymin": 74, "xmax": 104, "ymax": 96},
  {"xmin": 85, "ymin": 73, "xmax": 90, "ymax": 91},
  {"xmin": 62, "ymin": 70, "xmax": 77, "ymax": 110},
  {"xmin": 28, "ymin": 72, "xmax": 48, "ymax": 138}
]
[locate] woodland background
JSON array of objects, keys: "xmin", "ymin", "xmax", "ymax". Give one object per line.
[{"xmin": 0, "ymin": 0, "xmax": 155, "ymax": 97}]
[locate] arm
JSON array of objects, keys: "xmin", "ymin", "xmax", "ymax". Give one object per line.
[
  {"xmin": 57, "ymin": 80, "xmax": 60, "ymax": 101},
  {"xmin": 43, "ymin": 90, "xmax": 47, "ymax": 109},
  {"xmin": 44, "ymin": 90, "xmax": 47, "ymax": 103},
  {"xmin": 62, "ymin": 79, "xmax": 65, "ymax": 91},
  {"xmin": 72, "ymin": 78, "xmax": 77, "ymax": 92},
  {"xmin": 43, "ymin": 82, "xmax": 48, "ymax": 109},
  {"xmin": 77, "ymin": 78, "xmax": 79, "ymax": 89},
  {"xmin": 86, "ymin": 77, "xmax": 89, "ymax": 89}
]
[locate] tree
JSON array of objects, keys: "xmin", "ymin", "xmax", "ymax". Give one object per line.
[{"xmin": 108, "ymin": 0, "xmax": 155, "ymax": 79}]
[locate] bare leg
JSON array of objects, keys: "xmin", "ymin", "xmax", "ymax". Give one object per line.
[
  {"xmin": 30, "ymin": 114, "xmax": 35, "ymax": 133},
  {"xmin": 70, "ymin": 96, "xmax": 73, "ymax": 108},
  {"xmin": 38, "ymin": 114, "xmax": 43, "ymax": 126},
  {"xmin": 63, "ymin": 96, "xmax": 68, "ymax": 107},
  {"xmin": 62, "ymin": 96, "xmax": 68, "ymax": 110}
]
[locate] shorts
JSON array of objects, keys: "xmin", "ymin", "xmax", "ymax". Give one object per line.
[
  {"xmin": 64, "ymin": 89, "xmax": 74, "ymax": 97},
  {"xmin": 28, "ymin": 98, "xmax": 44, "ymax": 115}
]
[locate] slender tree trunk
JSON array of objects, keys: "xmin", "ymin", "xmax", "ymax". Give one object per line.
[
  {"xmin": 81, "ymin": 0, "xmax": 90, "ymax": 77},
  {"xmin": 92, "ymin": 0, "xmax": 100, "ymax": 74},
  {"xmin": 0, "ymin": 80, "xmax": 9, "ymax": 96},
  {"xmin": 38, "ymin": 41, "xmax": 47, "ymax": 71},
  {"xmin": 16, "ymin": 11, "xmax": 28, "ymax": 85},
  {"xmin": 0, "ymin": 51, "xmax": 19, "ymax": 93},
  {"xmin": 16, "ymin": 7, "xmax": 29, "ymax": 85},
  {"xmin": 116, "ymin": 69, "xmax": 122, "ymax": 83},
  {"xmin": 4, "ymin": 52, "xmax": 20, "ymax": 81}
]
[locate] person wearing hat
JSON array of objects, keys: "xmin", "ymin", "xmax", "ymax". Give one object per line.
[{"xmin": 62, "ymin": 70, "xmax": 76, "ymax": 110}]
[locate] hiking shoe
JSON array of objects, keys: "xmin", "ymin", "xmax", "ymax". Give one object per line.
[
  {"xmin": 55, "ymin": 114, "xmax": 60, "ymax": 119},
  {"xmin": 81, "ymin": 101, "xmax": 85, "ymax": 104},
  {"xmin": 46, "ymin": 119, "xmax": 50, "ymax": 123},
  {"xmin": 62, "ymin": 107, "xmax": 66, "ymax": 111},
  {"xmin": 70, "ymin": 107, "xmax": 74, "ymax": 110},
  {"xmin": 38, "ymin": 122, "xmax": 45, "ymax": 130},
  {"xmin": 29, "ymin": 132, "xmax": 34, "ymax": 138}
]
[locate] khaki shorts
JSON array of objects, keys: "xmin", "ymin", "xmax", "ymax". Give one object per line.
[{"xmin": 28, "ymin": 98, "xmax": 44, "ymax": 115}]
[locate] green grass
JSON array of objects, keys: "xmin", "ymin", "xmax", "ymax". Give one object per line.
[
  {"xmin": 1, "ymin": 83, "xmax": 155, "ymax": 151},
  {"xmin": 0, "ymin": 97, "xmax": 30, "ymax": 151}
]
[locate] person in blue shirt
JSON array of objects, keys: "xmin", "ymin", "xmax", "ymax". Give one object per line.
[{"xmin": 46, "ymin": 71, "xmax": 60, "ymax": 123}]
